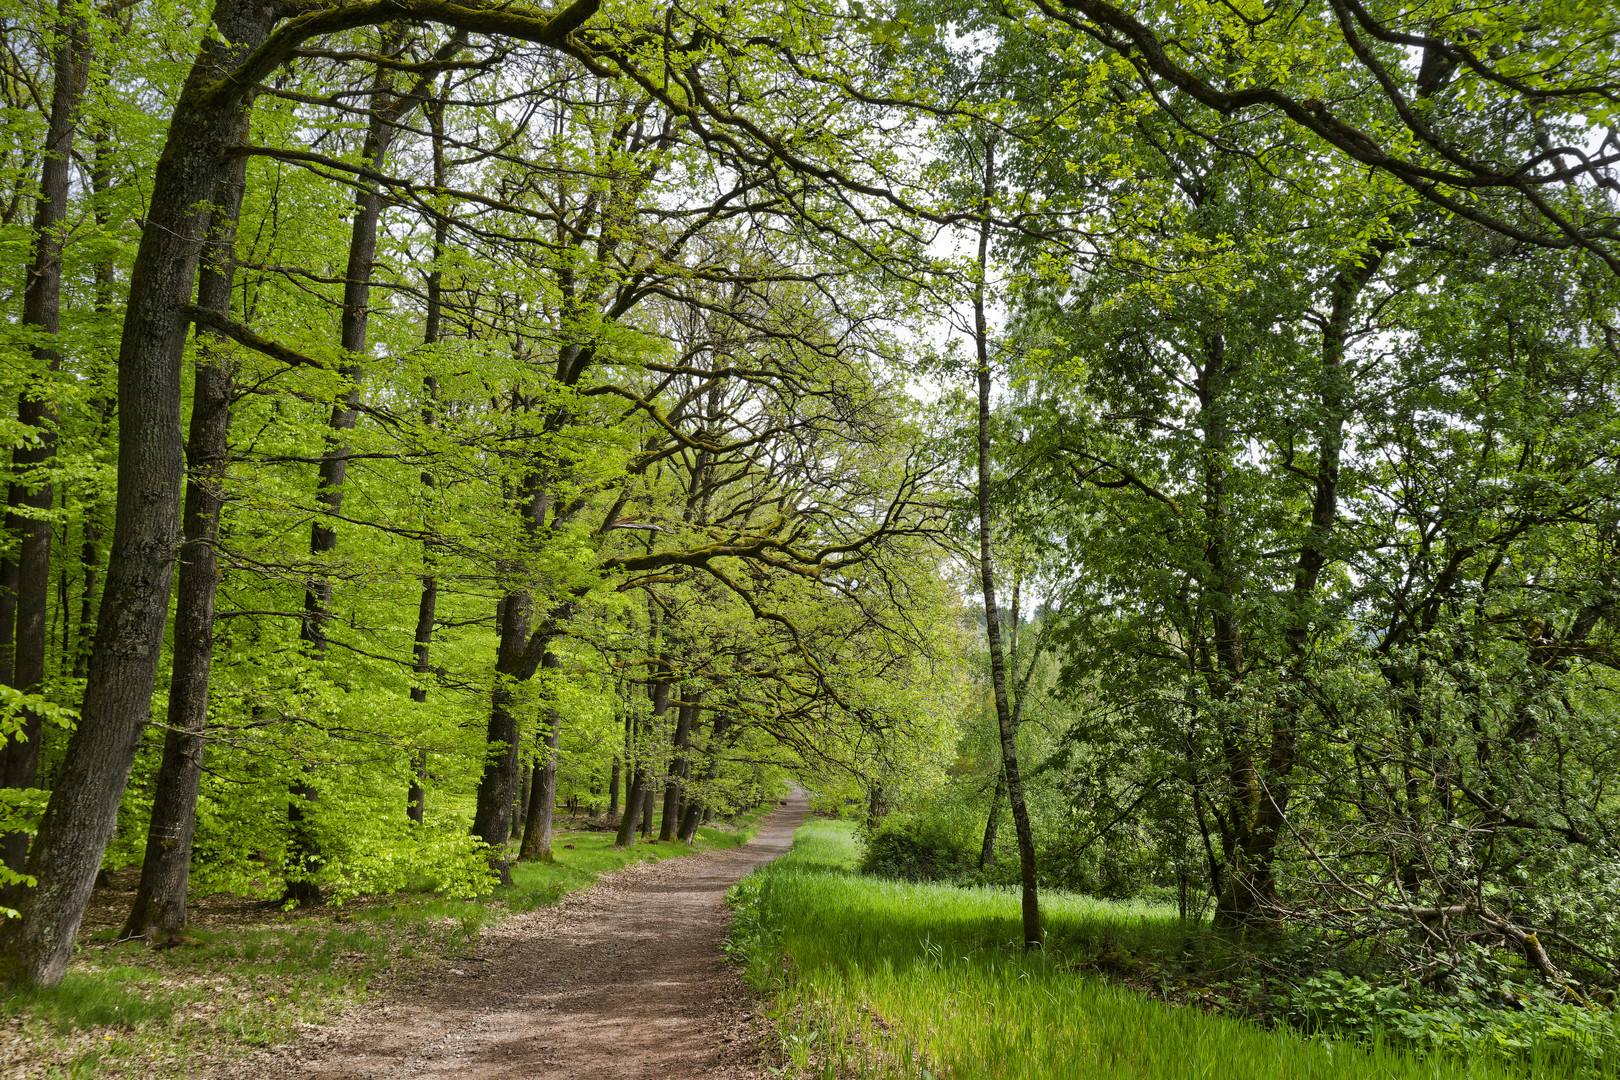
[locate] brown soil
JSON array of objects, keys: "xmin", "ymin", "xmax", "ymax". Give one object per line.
[{"xmin": 214, "ymin": 792, "xmax": 808, "ymax": 1080}]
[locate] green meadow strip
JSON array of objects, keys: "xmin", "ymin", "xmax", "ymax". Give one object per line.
[{"xmin": 729, "ymin": 820, "xmax": 1620, "ymax": 1080}]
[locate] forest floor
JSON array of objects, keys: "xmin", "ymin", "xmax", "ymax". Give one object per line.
[{"xmin": 218, "ymin": 791, "xmax": 809, "ymax": 1080}]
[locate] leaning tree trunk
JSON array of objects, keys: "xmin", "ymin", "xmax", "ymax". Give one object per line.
[
  {"xmin": 0, "ymin": 3, "xmax": 276, "ymax": 987},
  {"xmin": 0, "ymin": 0, "xmax": 91, "ymax": 894},
  {"xmin": 121, "ymin": 144, "xmax": 250, "ymax": 942},
  {"xmin": 972, "ymin": 136, "xmax": 1041, "ymax": 950}
]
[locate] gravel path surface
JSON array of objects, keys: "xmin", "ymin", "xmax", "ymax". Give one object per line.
[{"xmin": 217, "ymin": 793, "xmax": 808, "ymax": 1080}]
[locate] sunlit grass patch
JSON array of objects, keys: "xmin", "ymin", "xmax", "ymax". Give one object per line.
[{"xmin": 730, "ymin": 819, "xmax": 1620, "ymax": 1080}]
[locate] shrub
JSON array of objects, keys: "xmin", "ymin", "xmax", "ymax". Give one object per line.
[{"xmin": 858, "ymin": 816, "xmax": 974, "ymax": 882}]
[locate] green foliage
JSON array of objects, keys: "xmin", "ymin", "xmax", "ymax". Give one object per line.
[
  {"xmin": 858, "ymin": 815, "xmax": 975, "ymax": 883},
  {"xmin": 1285, "ymin": 969, "xmax": 1620, "ymax": 1070}
]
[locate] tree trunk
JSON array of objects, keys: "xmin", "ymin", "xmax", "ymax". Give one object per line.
[
  {"xmin": 615, "ymin": 668, "xmax": 670, "ymax": 849},
  {"xmin": 519, "ymin": 653, "xmax": 563, "ymax": 860},
  {"xmin": 678, "ymin": 712, "xmax": 728, "ymax": 843},
  {"xmin": 0, "ymin": 0, "xmax": 92, "ymax": 893},
  {"xmin": 614, "ymin": 765, "xmax": 644, "ymax": 849},
  {"xmin": 0, "ymin": 4, "xmax": 276, "ymax": 987},
  {"xmin": 972, "ymin": 136, "xmax": 1041, "ymax": 950},
  {"xmin": 121, "ymin": 144, "xmax": 249, "ymax": 942},
  {"xmin": 514, "ymin": 761, "xmax": 532, "ymax": 841},
  {"xmin": 639, "ymin": 781, "xmax": 655, "ymax": 838},
  {"xmin": 406, "ymin": 86, "xmax": 450, "ymax": 827},
  {"xmin": 72, "ymin": 130, "xmax": 119, "ymax": 684},
  {"xmin": 978, "ymin": 769, "xmax": 1004, "ymax": 870},
  {"xmin": 658, "ymin": 693, "xmax": 696, "ymax": 842},
  {"xmin": 471, "ymin": 586, "xmax": 540, "ymax": 882},
  {"xmin": 407, "ymin": 572, "xmax": 436, "ymax": 824},
  {"xmin": 286, "ymin": 40, "xmax": 407, "ymax": 906}
]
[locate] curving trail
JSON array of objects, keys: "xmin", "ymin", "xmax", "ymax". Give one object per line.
[{"xmin": 222, "ymin": 793, "xmax": 808, "ymax": 1080}]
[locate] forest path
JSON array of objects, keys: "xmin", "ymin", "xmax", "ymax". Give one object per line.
[{"xmin": 223, "ymin": 793, "xmax": 808, "ymax": 1080}]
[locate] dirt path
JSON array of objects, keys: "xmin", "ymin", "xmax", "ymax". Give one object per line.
[{"xmin": 221, "ymin": 794, "xmax": 808, "ymax": 1080}]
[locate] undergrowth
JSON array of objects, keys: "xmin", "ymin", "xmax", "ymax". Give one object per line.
[
  {"xmin": 728, "ymin": 818, "xmax": 1620, "ymax": 1080},
  {"xmin": 1, "ymin": 807, "xmax": 768, "ymax": 1079}
]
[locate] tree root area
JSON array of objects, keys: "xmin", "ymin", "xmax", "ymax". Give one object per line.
[{"xmin": 221, "ymin": 794, "xmax": 807, "ymax": 1080}]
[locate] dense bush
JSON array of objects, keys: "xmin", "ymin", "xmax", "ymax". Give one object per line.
[{"xmin": 858, "ymin": 816, "xmax": 975, "ymax": 882}]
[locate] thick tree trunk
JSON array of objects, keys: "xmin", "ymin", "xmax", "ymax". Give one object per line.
[
  {"xmin": 972, "ymin": 137, "xmax": 1041, "ymax": 950},
  {"xmin": 471, "ymin": 586, "xmax": 541, "ymax": 882},
  {"xmin": 519, "ymin": 653, "xmax": 563, "ymax": 860},
  {"xmin": 0, "ymin": 0, "xmax": 92, "ymax": 893},
  {"xmin": 122, "ymin": 146, "xmax": 249, "ymax": 942},
  {"xmin": 677, "ymin": 712, "xmax": 727, "ymax": 842},
  {"xmin": 658, "ymin": 694, "xmax": 696, "ymax": 842},
  {"xmin": 615, "ymin": 673, "xmax": 670, "ymax": 848},
  {"xmin": 0, "ymin": 4, "xmax": 275, "ymax": 987}
]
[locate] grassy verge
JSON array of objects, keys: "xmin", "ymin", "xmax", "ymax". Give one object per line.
[
  {"xmin": 0, "ymin": 807, "xmax": 772, "ymax": 1079},
  {"xmin": 728, "ymin": 819, "xmax": 1620, "ymax": 1080}
]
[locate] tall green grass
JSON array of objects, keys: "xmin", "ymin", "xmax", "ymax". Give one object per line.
[{"xmin": 729, "ymin": 819, "xmax": 1620, "ymax": 1080}]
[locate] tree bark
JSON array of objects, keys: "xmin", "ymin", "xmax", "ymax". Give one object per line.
[
  {"xmin": 639, "ymin": 780, "xmax": 655, "ymax": 837},
  {"xmin": 658, "ymin": 693, "xmax": 696, "ymax": 842},
  {"xmin": 677, "ymin": 711, "xmax": 727, "ymax": 842},
  {"xmin": 972, "ymin": 136, "xmax": 1041, "ymax": 949},
  {"xmin": 121, "ymin": 142, "xmax": 250, "ymax": 942},
  {"xmin": 407, "ymin": 572, "xmax": 436, "ymax": 824},
  {"xmin": 615, "ymin": 675, "xmax": 669, "ymax": 848},
  {"xmin": 0, "ymin": 0, "xmax": 92, "ymax": 892},
  {"xmin": 471, "ymin": 585, "xmax": 543, "ymax": 882},
  {"xmin": 519, "ymin": 653, "xmax": 563, "ymax": 860}
]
